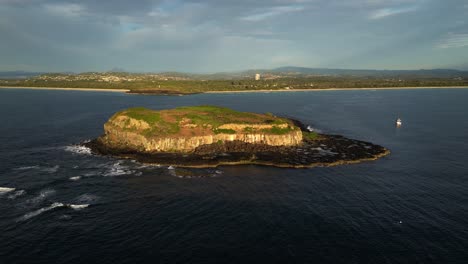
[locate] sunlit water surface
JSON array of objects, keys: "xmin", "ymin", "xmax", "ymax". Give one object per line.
[{"xmin": 1, "ymin": 88, "xmax": 468, "ymax": 263}]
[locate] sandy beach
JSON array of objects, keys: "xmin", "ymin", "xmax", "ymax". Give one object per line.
[
  {"xmin": 1, "ymin": 85, "xmax": 467, "ymax": 94},
  {"xmin": 205, "ymin": 86, "xmax": 468, "ymax": 94}
]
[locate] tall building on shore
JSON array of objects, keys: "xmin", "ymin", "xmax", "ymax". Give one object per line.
[{"xmin": 255, "ymin": 73, "xmax": 260, "ymax": 81}]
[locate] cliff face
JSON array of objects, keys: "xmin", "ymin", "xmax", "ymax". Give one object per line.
[{"xmin": 98, "ymin": 106, "xmax": 303, "ymax": 153}]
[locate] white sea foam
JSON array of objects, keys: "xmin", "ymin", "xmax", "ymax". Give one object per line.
[
  {"xmin": 312, "ymin": 147, "xmax": 338, "ymax": 156},
  {"xmin": 42, "ymin": 165, "xmax": 60, "ymax": 173},
  {"xmin": 8, "ymin": 190, "xmax": 26, "ymax": 199},
  {"xmin": 14, "ymin": 165, "xmax": 40, "ymax": 171},
  {"xmin": 69, "ymin": 176, "xmax": 82, "ymax": 181},
  {"xmin": 19, "ymin": 202, "xmax": 64, "ymax": 221},
  {"xmin": 65, "ymin": 145, "xmax": 92, "ymax": 155},
  {"xmin": 83, "ymin": 172, "xmax": 99, "ymax": 177},
  {"xmin": 68, "ymin": 204, "xmax": 89, "ymax": 210},
  {"xmin": 306, "ymin": 125, "xmax": 322, "ymax": 133},
  {"xmin": 26, "ymin": 189, "xmax": 56, "ymax": 205},
  {"xmin": 103, "ymin": 162, "xmax": 138, "ymax": 176},
  {"xmin": 0, "ymin": 187, "xmax": 16, "ymax": 193}
]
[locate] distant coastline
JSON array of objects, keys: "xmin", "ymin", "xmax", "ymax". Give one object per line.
[
  {"xmin": 205, "ymin": 86, "xmax": 468, "ymax": 94},
  {"xmin": 1, "ymin": 85, "xmax": 468, "ymax": 94},
  {"xmin": 0, "ymin": 86, "xmax": 129, "ymax": 92}
]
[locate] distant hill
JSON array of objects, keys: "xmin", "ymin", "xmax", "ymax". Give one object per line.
[
  {"xmin": 2, "ymin": 67, "xmax": 468, "ymax": 80},
  {"xmin": 263, "ymin": 66, "xmax": 468, "ymax": 78}
]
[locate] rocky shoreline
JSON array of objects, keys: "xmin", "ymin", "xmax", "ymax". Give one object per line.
[{"xmin": 83, "ymin": 133, "xmax": 389, "ymax": 168}]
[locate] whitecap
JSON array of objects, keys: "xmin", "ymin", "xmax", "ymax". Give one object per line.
[
  {"xmin": 168, "ymin": 166, "xmax": 175, "ymax": 170},
  {"xmin": 8, "ymin": 190, "xmax": 26, "ymax": 199},
  {"xmin": 65, "ymin": 145, "xmax": 92, "ymax": 155},
  {"xmin": 306, "ymin": 125, "xmax": 322, "ymax": 133},
  {"xmin": 103, "ymin": 162, "xmax": 137, "ymax": 177},
  {"xmin": 0, "ymin": 187, "xmax": 16, "ymax": 193},
  {"xmin": 14, "ymin": 165, "xmax": 40, "ymax": 171},
  {"xmin": 68, "ymin": 204, "xmax": 89, "ymax": 210},
  {"xmin": 69, "ymin": 176, "xmax": 82, "ymax": 181},
  {"xmin": 83, "ymin": 172, "xmax": 99, "ymax": 177},
  {"xmin": 19, "ymin": 202, "xmax": 65, "ymax": 222}
]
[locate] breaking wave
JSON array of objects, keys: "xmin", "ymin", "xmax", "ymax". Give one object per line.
[
  {"xmin": 8, "ymin": 190, "xmax": 26, "ymax": 199},
  {"xmin": 68, "ymin": 204, "xmax": 89, "ymax": 210},
  {"xmin": 65, "ymin": 145, "xmax": 92, "ymax": 155},
  {"xmin": 18, "ymin": 202, "xmax": 65, "ymax": 222},
  {"xmin": 0, "ymin": 187, "xmax": 16, "ymax": 193},
  {"xmin": 306, "ymin": 125, "xmax": 322, "ymax": 133},
  {"xmin": 69, "ymin": 176, "xmax": 82, "ymax": 181},
  {"xmin": 13, "ymin": 165, "xmax": 59, "ymax": 173},
  {"xmin": 26, "ymin": 189, "xmax": 56, "ymax": 205},
  {"xmin": 103, "ymin": 162, "xmax": 141, "ymax": 177},
  {"xmin": 13, "ymin": 165, "xmax": 40, "ymax": 171}
]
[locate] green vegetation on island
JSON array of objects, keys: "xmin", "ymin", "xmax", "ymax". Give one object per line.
[{"xmin": 110, "ymin": 105, "xmax": 296, "ymax": 138}]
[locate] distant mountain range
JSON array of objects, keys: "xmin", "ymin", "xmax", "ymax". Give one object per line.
[
  {"xmin": 1, "ymin": 67, "xmax": 467, "ymax": 79},
  {"xmin": 266, "ymin": 66, "xmax": 468, "ymax": 78}
]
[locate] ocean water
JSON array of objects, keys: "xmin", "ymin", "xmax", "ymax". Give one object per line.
[{"xmin": 1, "ymin": 88, "xmax": 468, "ymax": 263}]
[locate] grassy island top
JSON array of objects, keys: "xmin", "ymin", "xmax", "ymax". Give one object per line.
[{"xmin": 109, "ymin": 105, "xmax": 299, "ymax": 137}]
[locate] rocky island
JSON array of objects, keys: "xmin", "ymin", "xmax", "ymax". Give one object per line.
[{"xmin": 85, "ymin": 106, "xmax": 389, "ymax": 168}]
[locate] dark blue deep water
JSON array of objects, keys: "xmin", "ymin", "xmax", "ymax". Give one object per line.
[{"xmin": 1, "ymin": 88, "xmax": 468, "ymax": 264}]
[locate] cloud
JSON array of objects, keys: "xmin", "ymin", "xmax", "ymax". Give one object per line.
[
  {"xmin": 369, "ymin": 6, "xmax": 418, "ymax": 19},
  {"xmin": 43, "ymin": 3, "xmax": 85, "ymax": 17},
  {"xmin": 241, "ymin": 5, "xmax": 305, "ymax": 21},
  {"xmin": 0, "ymin": 0, "xmax": 467, "ymax": 71},
  {"xmin": 436, "ymin": 33, "xmax": 468, "ymax": 49}
]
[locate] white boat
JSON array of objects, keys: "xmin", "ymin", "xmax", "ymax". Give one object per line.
[{"xmin": 396, "ymin": 118, "xmax": 402, "ymax": 126}]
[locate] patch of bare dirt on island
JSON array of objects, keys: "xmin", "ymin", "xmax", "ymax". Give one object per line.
[{"xmin": 177, "ymin": 126, "xmax": 213, "ymax": 137}]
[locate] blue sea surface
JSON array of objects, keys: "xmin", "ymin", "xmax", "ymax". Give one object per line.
[{"xmin": 1, "ymin": 88, "xmax": 468, "ymax": 263}]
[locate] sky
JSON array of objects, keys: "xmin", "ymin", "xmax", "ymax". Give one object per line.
[{"xmin": 1, "ymin": 0, "xmax": 468, "ymax": 73}]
